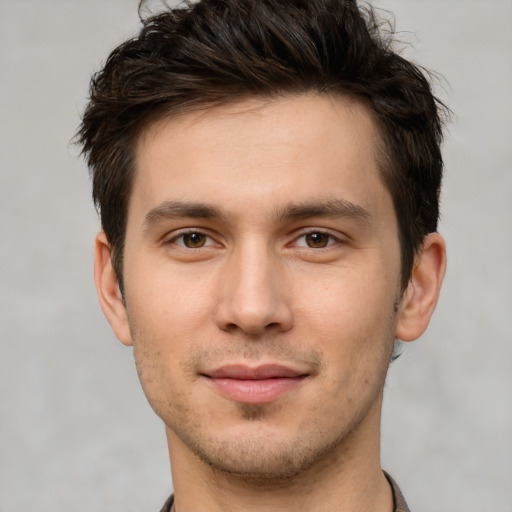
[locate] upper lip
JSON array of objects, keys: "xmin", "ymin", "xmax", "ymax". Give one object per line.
[{"xmin": 204, "ymin": 364, "xmax": 307, "ymax": 380}]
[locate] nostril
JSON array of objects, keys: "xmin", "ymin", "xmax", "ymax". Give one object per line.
[{"xmin": 213, "ymin": 284, "xmax": 294, "ymax": 335}]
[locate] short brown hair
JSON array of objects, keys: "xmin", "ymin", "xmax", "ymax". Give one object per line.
[{"xmin": 77, "ymin": 0, "xmax": 447, "ymax": 292}]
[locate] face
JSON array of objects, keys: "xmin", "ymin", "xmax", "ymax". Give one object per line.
[{"xmin": 112, "ymin": 95, "xmax": 406, "ymax": 479}]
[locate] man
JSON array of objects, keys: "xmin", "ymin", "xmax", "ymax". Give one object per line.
[{"xmin": 77, "ymin": 0, "xmax": 447, "ymax": 510}]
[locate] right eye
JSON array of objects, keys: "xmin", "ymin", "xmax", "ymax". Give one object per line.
[{"xmin": 169, "ymin": 231, "xmax": 216, "ymax": 248}]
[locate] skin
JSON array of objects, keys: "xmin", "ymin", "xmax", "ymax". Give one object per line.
[{"xmin": 95, "ymin": 94, "xmax": 446, "ymax": 511}]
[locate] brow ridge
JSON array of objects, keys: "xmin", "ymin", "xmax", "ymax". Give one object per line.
[
  {"xmin": 274, "ymin": 199, "xmax": 371, "ymax": 223},
  {"xmin": 143, "ymin": 201, "xmax": 226, "ymax": 229},
  {"xmin": 143, "ymin": 198, "xmax": 371, "ymax": 230}
]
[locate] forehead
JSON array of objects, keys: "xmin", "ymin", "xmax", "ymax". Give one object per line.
[
  {"xmin": 131, "ymin": 94, "xmax": 388, "ymax": 220},
  {"xmin": 138, "ymin": 93, "xmax": 381, "ymax": 158}
]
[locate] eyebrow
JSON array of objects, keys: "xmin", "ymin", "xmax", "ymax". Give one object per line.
[
  {"xmin": 274, "ymin": 199, "xmax": 371, "ymax": 224},
  {"xmin": 143, "ymin": 198, "xmax": 371, "ymax": 230},
  {"xmin": 143, "ymin": 201, "xmax": 227, "ymax": 229}
]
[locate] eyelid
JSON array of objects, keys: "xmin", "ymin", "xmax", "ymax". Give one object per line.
[
  {"xmin": 162, "ymin": 227, "xmax": 346, "ymax": 248},
  {"xmin": 165, "ymin": 228, "xmax": 220, "ymax": 247},
  {"xmin": 291, "ymin": 228, "xmax": 346, "ymax": 248}
]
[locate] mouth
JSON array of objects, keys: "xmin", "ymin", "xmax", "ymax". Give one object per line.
[{"xmin": 201, "ymin": 364, "xmax": 309, "ymax": 405}]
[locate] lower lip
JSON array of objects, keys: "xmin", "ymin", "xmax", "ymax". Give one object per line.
[{"xmin": 207, "ymin": 376, "xmax": 306, "ymax": 404}]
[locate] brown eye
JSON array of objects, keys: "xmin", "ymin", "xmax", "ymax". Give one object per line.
[
  {"xmin": 183, "ymin": 232, "xmax": 207, "ymax": 248},
  {"xmin": 305, "ymin": 232, "xmax": 331, "ymax": 248}
]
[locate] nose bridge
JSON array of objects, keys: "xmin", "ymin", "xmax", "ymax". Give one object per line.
[{"xmin": 215, "ymin": 236, "xmax": 292, "ymax": 335}]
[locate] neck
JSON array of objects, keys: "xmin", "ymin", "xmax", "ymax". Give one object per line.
[{"xmin": 166, "ymin": 393, "xmax": 393, "ymax": 512}]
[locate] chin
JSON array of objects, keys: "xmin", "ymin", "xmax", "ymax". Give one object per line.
[
  {"xmin": 197, "ymin": 444, "xmax": 317, "ymax": 482},
  {"xmin": 179, "ymin": 419, "xmax": 347, "ymax": 484}
]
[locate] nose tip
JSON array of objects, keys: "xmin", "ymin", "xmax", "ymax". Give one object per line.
[
  {"xmin": 219, "ymin": 301, "xmax": 293, "ymax": 336},
  {"xmin": 214, "ymin": 258, "xmax": 293, "ymax": 336}
]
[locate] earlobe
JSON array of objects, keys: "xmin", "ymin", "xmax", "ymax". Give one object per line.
[
  {"xmin": 94, "ymin": 231, "xmax": 133, "ymax": 346},
  {"xmin": 395, "ymin": 233, "xmax": 447, "ymax": 342}
]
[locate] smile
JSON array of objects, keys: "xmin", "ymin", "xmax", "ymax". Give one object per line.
[{"xmin": 202, "ymin": 364, "xmax": 308, "ymax": 405}]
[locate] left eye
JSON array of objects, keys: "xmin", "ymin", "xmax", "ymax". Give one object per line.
[
  {"xmin": 172, "ymin": 232, "xmax": 214, "ymax": 248},
  {"xmin": 295, "ymin": 232, "xmax": 337, "ymax": 248}
]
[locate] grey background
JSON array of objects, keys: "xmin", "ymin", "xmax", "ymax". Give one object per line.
[{"xmin": 0, "ymin": 0, "xmax": 511, "ymax": 510}]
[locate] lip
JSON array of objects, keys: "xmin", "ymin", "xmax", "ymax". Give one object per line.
[{"xmin": 202, "ymin": 364, "xmax": 308, "ymax": 404}]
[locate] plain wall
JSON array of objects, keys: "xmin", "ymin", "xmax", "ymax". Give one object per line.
[{"xmin": 1, "ymin": 1, "xmax": 511, "ymax": 510}]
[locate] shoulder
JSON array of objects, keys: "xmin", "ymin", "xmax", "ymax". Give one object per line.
[
  {"xmin": 158, "ymin": 494, "xmax": 174, "ymax": 512},
  {"xmin": 384, "ymin": 471, "xmax": 411, "ymax": 512}
]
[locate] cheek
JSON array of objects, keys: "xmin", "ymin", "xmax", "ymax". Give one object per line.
[
  {"xmin": 125, "ymin": 264, "xmax": 212, "ymax": 338},
  {"xmin": 123, "ymin": 293, "xmax": 190, "ymax": 403},
  {"xmin": 295, "ymin": 263, "xmax": 399, "ymax": 371},
  {"xmin": 123, "ymin": 262, "xmax": 219, "ymax": 372},
  {"xmin": 128, "ymin": 315, "xmax": 195, "ymax": 422},
  {"xmin": 299, "ymin": 263, "xmax": 398, "ymax": 329}
]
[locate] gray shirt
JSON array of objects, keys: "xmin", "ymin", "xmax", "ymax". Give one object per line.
[{"xmin": 158, "ymin": 471, "xmax": 410, "ymax": 512}]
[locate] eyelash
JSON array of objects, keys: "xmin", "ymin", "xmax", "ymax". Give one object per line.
[
  {"xmin": 167, "ymin": 230, "xmax": 217, "ymax": 249},
  {"xmin": 293, "ymin": 230, "xmax": 341, "ymax": 249},
  {"xmin": 166, "ymin": 229, "xmax": 342, "ymax": 250}
]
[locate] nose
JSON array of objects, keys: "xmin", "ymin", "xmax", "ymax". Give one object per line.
[{"xmin": 214, "ymin": 242, "xmax": 293, "ymax": 336}]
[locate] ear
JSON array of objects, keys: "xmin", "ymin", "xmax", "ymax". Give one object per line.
[
  {"xmin": 395, "ymin": 233, "xmax": 447, "ymax": 342},
  {"xmin": 94, "ymin": 231, "xmax": 133, "ymax": 346}
]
